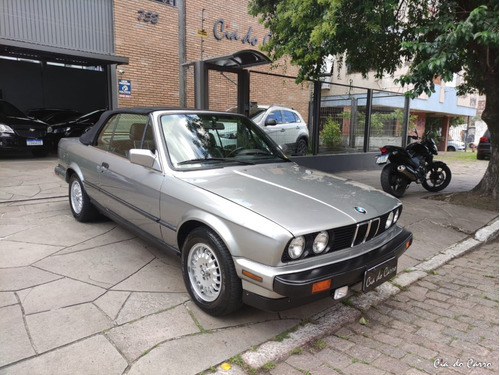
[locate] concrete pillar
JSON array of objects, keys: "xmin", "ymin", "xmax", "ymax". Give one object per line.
[{"xmin": 439, "ymin": 116, "xmax": 450, "ymax": 151}]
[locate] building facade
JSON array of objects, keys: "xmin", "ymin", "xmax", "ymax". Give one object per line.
[{"xmin": 0, "ymin": 0, "xmax": 479, "ymax": 167}]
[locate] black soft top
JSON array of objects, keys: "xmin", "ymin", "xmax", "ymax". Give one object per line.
[{"xmin": 79, "ymin": 107, "xmax": 177, "ymax": 145}]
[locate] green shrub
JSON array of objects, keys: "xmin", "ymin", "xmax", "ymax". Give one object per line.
[{"xmin": 320, "ymin": 117, "xmax": 343, "ymax": 147}]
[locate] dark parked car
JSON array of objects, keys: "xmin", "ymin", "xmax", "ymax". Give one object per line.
[
  {"xmin": 0, "ymin": 100, "xmax": 50, "ymax": 156},
  {"xmin": 48, "ymin": 109, "xmax": 106, "ymax": 149},
  {"xmin": 27, "ymin": 108, "xmax": 82, "ymax": 125},
  {"xmin": 477, "ymin": 130, "xmax": 491, "ymax": 160}
]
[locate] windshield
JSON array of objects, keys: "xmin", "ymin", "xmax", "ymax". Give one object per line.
[
  {"xmin": 250, "ymin": 109, "xmax": 267, "ymax": 122},
  {"xmin": 160, "ymin": 113, "xmax": 289, "ymax": 170}
]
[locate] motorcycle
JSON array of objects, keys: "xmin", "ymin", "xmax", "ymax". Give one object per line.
[{"xmin": 376, "ymin": 130, "xmax": 452, "ymax": 198}]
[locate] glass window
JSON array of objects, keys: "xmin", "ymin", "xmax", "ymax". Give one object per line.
[
  {"xmin": 266, "ymin": 110, "xmax": 283, "ymax": 124},
  {"xmin": 160, "ymin": 113, "xmax": 288, "ymax": 169},
  {"xmin": 283, "ymin": 110, "xmax": 298, "ymax": 123},
  {"xmin": 96, "ymin": 114, "xmax": 149, "ymax": 157},
  {"xmin": 96, "ymin": 115, "xmax": 119, "ymax": 151}
]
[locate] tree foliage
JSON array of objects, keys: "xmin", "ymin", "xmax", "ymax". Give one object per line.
[{"xmin": 249, "ymin": 0, "xmax": 499, "ymax": 198}]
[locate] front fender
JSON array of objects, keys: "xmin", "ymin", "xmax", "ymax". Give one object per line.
[{"xmin": 177, "ymin": 207, "xmax": 292, "ymax": 266}]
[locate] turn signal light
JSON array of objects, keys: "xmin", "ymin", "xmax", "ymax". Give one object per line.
[
  {"xmin": 312, "ymin": 279, "xmax": 331, "ymax": 293},
  {"xmin": 406, "ymin": 239, "xmax": 412, "ymax": 249},
  {"xmin": 242, "ymin": 270, "xmax": 263, "ymax": 282}
]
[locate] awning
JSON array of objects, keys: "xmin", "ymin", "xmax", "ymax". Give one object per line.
[
  {"xmin": 0, "ymin": 39, "xmax": 129, "ymax": 66},
  {"xmin": 186, "ymin": 49, "xmax": 271, "ymax": 69}
]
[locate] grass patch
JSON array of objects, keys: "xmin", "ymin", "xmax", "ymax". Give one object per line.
[{"xmin": 312, "ymin": 339, "xmax": 327, "ymax": 350}]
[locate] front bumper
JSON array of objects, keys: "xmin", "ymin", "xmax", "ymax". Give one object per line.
[
  {"xmin": 0, "ymin": 134, "xmax": 49, "ymax": 151},
  {"xmin": 242, "ymin": 228, "xmax": 412, "ymax": 311}
]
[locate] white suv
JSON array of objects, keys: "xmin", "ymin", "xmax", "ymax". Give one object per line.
[{"xmin": 250, "ymin": 105, "xmax": 309, "ymax": 155}]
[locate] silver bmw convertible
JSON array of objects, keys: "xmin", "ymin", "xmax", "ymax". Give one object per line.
[{"xmin": 55, "ymin": 108, "xmax": 412, "ymax": 316}]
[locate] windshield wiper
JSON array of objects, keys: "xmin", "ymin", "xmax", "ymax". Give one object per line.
[{"xmin": 177, "ymin": 158, "xmax": 254, "ymax": 166}]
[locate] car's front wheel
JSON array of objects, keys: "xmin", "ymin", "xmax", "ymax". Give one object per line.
[
  {"xmin": 69, "ymin": 174, "xmax": 99, "ymax": 222},
  {"xmin": 295, "ymin": 138, "xmax": 307, "ymax": 156},
  {"xmin": 182, "ymin": 227, "xmax": 242, "ymax": 316}
]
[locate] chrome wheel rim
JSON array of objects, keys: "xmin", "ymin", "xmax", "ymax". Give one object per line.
[
  {"xmin": 70, "ymin": 180, "xmax": 83, "ymax": 214},
  {"xmin": 187, "ymin": 243, "xmax": 221, "ymax": 302}
]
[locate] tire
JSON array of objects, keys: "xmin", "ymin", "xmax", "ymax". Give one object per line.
[
  {"xmin": 447, "ymin": 146, "xmax": 455, "ymax": 152},
  {"xmin": 182, "ymin": 227, "xmax": 242, "ymax": 316},
  {"xmin": 295, "ymin": 138, "xmax": 308, "ymax": 156},
  {"xmin": 69, "ymin": 174, "xmax": 99, "ymax": 222},
  {"xmin": 422, "ymin": 162, "xmax": 452, "ymax": 192},
  {"xmin": 380, "ymin": 163, "xmax": 410, "ymax": 198}
]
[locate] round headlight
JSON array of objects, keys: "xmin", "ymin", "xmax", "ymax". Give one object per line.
[
  {"xmin": 313, "ymin": 231, "xmax": 329, "ymax": 254},
  {"xmin": 47, "ymin": 126, "xmax": 53, "ymax": 133},
  {"xmin": 393, "ymin": 208, "xmax": 400, "ymax": 224},
  {"xmin": 385, "ymin": 211, "xmax": 394, "ymax": 229},
  {"xmin": 288, "ymin": 236, "xmax": 305, "ymax": 259}
]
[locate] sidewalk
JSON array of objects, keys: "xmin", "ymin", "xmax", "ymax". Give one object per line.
[
  {"xmin": 0, "ymin": 153, "xmax": 498, "ymax": 375},
  {"xmin": 216, "ymin": 240, "xmax": 498, "ymax": 375}
]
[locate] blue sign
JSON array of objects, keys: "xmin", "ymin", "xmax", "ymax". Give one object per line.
[{"xmin": 119, "ymin": 79, "xmax": 131, "ymax": 96}]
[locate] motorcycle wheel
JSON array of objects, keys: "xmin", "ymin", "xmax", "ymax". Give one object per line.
[
  {"xmin": 380, "ymin": 163, "xmax": 410, "ymax": 198},
  {"xmin": 422, "ymin": 162, "xmax": 452, "ymax": 192}
]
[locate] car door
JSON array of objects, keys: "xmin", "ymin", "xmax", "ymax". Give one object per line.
[
  {"xmin": 261, "ymin": 109, "xmax": 287, "ymax": 146},
  {"xmin": 97, "ymin": 113, "xmax": 163, "ymax": 238},
  {"xmin": 282, "ymin": 110, "xmax": 302, "ymax": 145}
]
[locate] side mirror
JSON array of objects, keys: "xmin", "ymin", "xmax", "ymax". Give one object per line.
[
  {"xmin": 129, "ymin": 149, "xmax": 156, "ymax": 168},
  {"xmin": 265, "ymin": 118, "xmax": 277, "ymax": 126}
]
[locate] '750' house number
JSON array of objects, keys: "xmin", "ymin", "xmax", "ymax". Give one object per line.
[{"xmin": 137, "ymin": 10, "xmax": 159, "ymax": 24}]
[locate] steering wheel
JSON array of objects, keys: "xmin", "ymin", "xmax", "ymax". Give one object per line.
[{"xmin": 227, "ymin": 147, "xmax": 245, "ymax": 157}]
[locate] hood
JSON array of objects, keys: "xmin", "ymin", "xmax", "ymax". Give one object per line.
[
  {"xmin": 0, "ymin": 115, "xmax": 48, "ymax": 129},
  {"xmin": 176, "ymin": 163, "xmax": 400, "ymax": 235}
]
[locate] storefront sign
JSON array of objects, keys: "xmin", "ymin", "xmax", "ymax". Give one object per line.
[
  {"xmin": 119, "ymin": 80, "xmax": 131, "ymax": 97},
  {"xmin": 213, "ymin": 19, "xmax": 271, "ymax": 47}
]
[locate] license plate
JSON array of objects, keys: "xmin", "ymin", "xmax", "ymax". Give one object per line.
[
  {"xmin": 27, "ymin": 139, "xmax": 43, "ymax": 146},
  {"xmin": 376, "ymin": 154, "xmax": 389, "ymax": 164},
  {"xmin": 363, "ymin": 257, "xmax": 398, "ymax": 292}
]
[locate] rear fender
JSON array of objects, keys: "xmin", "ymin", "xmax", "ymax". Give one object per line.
[{"xmin": 65, "ymin": 162, "xmax": 85, "ymax": 184}]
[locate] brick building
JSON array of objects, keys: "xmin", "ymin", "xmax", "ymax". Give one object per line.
[
  {"xmin": 0, "ymin": 0, "xmax": 310, "ymax": 122},
  {"xmin": 0, "ymin": 0, "xmax": 479, "ymax": 168}
]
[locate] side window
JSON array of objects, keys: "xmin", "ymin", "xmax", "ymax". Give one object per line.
[
  {"xmin": 283, "ymin": 110, "xmax": 298, "ymax": 123},
  {"xmin": 267, "ymin": 110, "xmax": 283, "ymax": 124},
  {"xmin": 96, "ymin": 115, "xmax": 119, "ymax": 151},
  {"xmin": 97, "ymin": 113, "xmax": 150, "ymax": 158}
]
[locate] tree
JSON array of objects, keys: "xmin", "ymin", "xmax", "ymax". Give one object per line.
[{"xmin": 249, "ymin": 0, "xmax": 498, "ymax": 198}]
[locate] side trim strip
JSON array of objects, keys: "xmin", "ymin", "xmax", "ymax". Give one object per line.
[
  {"xmin": 90, "ymin": 198, "xmax": 181, "ymax": 256},
  {"xmin": 84, "ymin": 180, "xmax": 177, "ymax": 232}
]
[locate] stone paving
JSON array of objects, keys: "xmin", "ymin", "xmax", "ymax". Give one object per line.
[
  {"xmin": 0, "ymin": 153, "xmax": 497, "ymax": 375},
  {"xmin": 212, "ymin": 240, "xmax": 499, "ymax": 375}
]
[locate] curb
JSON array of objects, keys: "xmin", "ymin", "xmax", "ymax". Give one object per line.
[{"xmin": 208, "ymin": 218, "xmax": 499, "ymax": 374}]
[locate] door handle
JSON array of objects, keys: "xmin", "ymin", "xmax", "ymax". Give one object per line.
[
  {"xmin": 280, "ymin": 129, "xmax": 286, "ymax": 132},
  {"xmin": 101, "ymin": 162, "xmax": 109, "ymax": 169}
]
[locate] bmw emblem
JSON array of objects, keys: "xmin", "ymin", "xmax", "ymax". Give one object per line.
[{"xmin": 354, "ymin": 207, "xmax": 367, "ymax": 214}]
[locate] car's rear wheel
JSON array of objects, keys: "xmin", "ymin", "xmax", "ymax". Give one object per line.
[
  {"xmin": 182, "ymin": 227, "xmax": 242, "ymax": 316},
  {"xmin": 380, "ymin": 163, "xmax": 410, "ymax": 198},
  {"xmin": 69, "ymin": 175, "xmax": 99, "ymax": 222},
  {"xmin": 447, "ymin": 146, "xmax": 455, "ymax": 151}
]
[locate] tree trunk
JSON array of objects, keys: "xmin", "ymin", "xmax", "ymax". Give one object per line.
[{"xmin": 472, "ymin": 71, "xmax": 499, "ymax": 199}]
